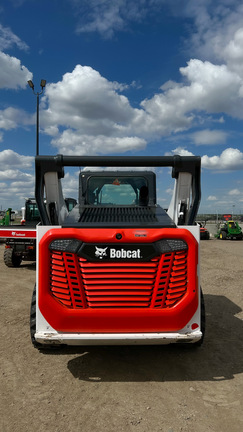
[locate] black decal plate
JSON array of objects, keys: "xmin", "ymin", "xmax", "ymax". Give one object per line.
[{"xmin": 79, "ymin": 243, "xmax": 158, "ymax": 261}]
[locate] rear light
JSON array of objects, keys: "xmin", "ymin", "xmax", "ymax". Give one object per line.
[
  {"xmin": 5, "ymin": 245, "xmax": 11, "ymax": 249},
  {"xmin": 49, "ymin": 238, "xmax": 82, "ymax": 253},
  {"xmin": 155, "ymin": 238, "xmax": 188, "ymax": 254},
  {"xmin": 191, "ymin": 323, "xmax": 199, "ymax": 330}
]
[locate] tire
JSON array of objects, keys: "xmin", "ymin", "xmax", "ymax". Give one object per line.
[
  {"xmin": 30, "ymin": 284, "xmax": 41, "ymax": 348},
  {"xmin": 220, "ymin": 231, "xmax": 227, "ymax": 240},
  {"xmin": 193, "ymin": 288, "xmax": 206, "ymax": 347},
  {"xmin": 4, "ymin": 248, "xmax": 22, "ymax": 267},
  {"xmin": 30, "ymin": 284, "xmax": 63, "ymax": 350}
]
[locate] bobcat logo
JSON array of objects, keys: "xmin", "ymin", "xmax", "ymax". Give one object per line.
[{"xmin": 95, "ymin": 246, "xmax": 108, "ymax": 259}]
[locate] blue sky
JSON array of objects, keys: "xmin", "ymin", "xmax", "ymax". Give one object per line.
[{"xmin": 1, "ymin": 0, "xmax": 243, "ymax": 214}]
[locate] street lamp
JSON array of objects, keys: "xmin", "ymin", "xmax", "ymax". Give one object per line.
[{"xmin": 27, "ymin": 79, "xmax": 46, "ymax": 156}]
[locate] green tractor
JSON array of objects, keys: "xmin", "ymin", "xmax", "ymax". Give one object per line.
[
  {"xmin": 215, "ymin": 220, "xmax": 243, "ymax": 240},
  {"xmin": 0, "ymin": 208, "xmax": 13, "ymax": 226}
]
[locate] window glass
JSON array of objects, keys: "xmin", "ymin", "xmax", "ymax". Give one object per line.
[
  {"xmin": 26, "ymin": 203, "xmax": 40, "ymax": 221},
  {"xmin": 87, "ymin": 176, "xmax": 148, "ymax": 205}
]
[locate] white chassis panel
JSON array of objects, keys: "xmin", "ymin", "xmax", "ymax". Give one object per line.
[{"xmin": 35, "ymin": 331, "xmax": 202, "ymax": 346}]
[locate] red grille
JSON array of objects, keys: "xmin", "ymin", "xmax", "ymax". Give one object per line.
[
  {"xmin": 50, "ymin": 251, "xmax": 87, "ymax": 308},
  {"xmin": 50, "ymin": 250, "xmax": 188, "ymax": 309}
]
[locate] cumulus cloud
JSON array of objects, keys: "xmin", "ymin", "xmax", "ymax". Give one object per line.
[
  {"xmin": 0, "ymin": 150, "xmax": 35, "ymax": 208},
  {"xmin": 15, "ymin": 2, "xmax": 243, "ymax": 170},
  {"xmin": 51, "ymin": 131, "xmax": 146, "ymax": 155},
  {"xmin": 41, "ymin": 58, "xmax": 243, "ymax": 156},
  {"xmin": 0, "ymin": 24, "xmax": 32, "ymax": 89},
  {"xmin": 0, "ymin": 150, "xmax": 34, "ymax": 170},
  {"xmin": 0, "ymin": 169, "xmax": 32, "ymax": 181},
  {"xmin": 43, "ymin": 65, "xmax": 135, "ymax": 131},
  {"xmin": 0, "ymin": 51, "xmax": 32, "ymax": 89},
  {"xmin": 169, "ymin": 147, "xmax": 243, "ymax": 172},
  {"xmin": 180, "ymin": 0, "xmax": 243, "ymax": 66},
  {"xmin": 42, "ymin": 65, "xmax": 146, "ymax": 154},
  {"xmin": 202, "ymin": 148, "xmax": 243, "ymax": 170},
  {"xmin": 0, "ymin": 108, "xmax": 34, "ymax": 131},
  {"xmin": 131, "ymin": 58, "xmax": 243, "ymax": 139},
  {"xmin": 171, "ymin": 147, "xmax": 194, "ymax": 157},
  {"xmin": 228, "ymin": 188, "xmax": 241, "ymax": 195}
]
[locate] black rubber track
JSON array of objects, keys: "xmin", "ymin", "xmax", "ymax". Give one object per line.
[
  {"xmin": 29, "ymin": 284, "xmax": 63, "ymax": 350},
  {"xmin": 193, "ymin": 288, "xmax": 206, "ymax": 347}
]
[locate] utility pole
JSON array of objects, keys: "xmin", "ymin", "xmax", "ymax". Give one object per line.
[{"xmin": 27, "ymin": 79, "xmax": 46, "ymax": 156}]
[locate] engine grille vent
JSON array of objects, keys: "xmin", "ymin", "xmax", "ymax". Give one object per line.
[
  {"xmin": 50, "ymin": 249, "xmax": 188, "ymax": 309},
  {"xmin": 79, "ymin": 207, "xmax": 158, "ymax": 224}
]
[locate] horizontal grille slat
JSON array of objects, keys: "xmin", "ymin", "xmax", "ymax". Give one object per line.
[
  {"xmin": 80, "ymin": 267, "xmax": 157, "ymax": 273},
  {"xmin": 84, "ymin": 286, "xmax": 154, "ymax": 292},
  {"xmin": 82, "ymin": 274, "xmax": 156, "ymax": 280},
  {"xmin": 87, "ymin": 301, "xmax": 149, "ymax": 309}
]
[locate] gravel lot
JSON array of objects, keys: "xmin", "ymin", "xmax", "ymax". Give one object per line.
[{"xmin": 0, "ymin": 238, "xmax": 243, "ymax": 432}]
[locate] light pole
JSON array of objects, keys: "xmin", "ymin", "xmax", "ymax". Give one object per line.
[{"xmin": 27, "ymin": 79, "xmax": 46, "ymax": 156}]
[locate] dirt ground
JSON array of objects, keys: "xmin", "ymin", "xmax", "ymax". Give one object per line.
[{"xmin": 0, "ymin": 238, "xmax": 243, "ymax": 432}]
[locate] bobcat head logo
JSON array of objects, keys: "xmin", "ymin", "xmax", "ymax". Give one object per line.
[{"xmin": 95, "ymin": 246, "xmax": 108, "ymax": 259}]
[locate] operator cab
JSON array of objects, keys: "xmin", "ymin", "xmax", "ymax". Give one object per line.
[{"xmin": 79, "ymin": 171, "xmax": 156, "ymax": 207}]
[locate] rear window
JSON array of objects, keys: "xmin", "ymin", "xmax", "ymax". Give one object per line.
[
  {"xmin": 87, "ymin": 176, "xmax": 148, "ymax": 206},
  {"xmin": 26, "ymin": 203, "xmax": 40, "ymax": 221}
]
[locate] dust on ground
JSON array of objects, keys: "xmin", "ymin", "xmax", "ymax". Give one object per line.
[{"xmin": 0, "ymin": 239, "xmax": 243, "ymax": 432}]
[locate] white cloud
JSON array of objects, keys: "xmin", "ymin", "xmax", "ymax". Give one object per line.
[
  {"xmin": 51, "ymin": 131, "xmax": 146, "ymax": 155},
  {"xmin": 37, "ymin": 55, "xmax": 243, "ymax": 156},
  {"xmin": 223, "ymin": 28, "xmax": 243, "ymax": 76},
  {"xmin": 41, "ymin": 65, "xmax": 146, "ymax": 154},
  {"xmin": 0, "ymin": 169, "xmax": 32, "ymax": 181},
  {"xmin": 0, "ymin": 24, "xmax": 32, "ymax": 90},
  {"xmin": 0, "ymin": 149, "xmax": 34, "ymax": 208},
  {"xmin": 43, "ymin": 65, "xmax": 135, "ymax": 132},
  {"xmin": 132, "ymin": 59, "xmax": 243, "ymax": 139},
  {"xmin": 228, "ymin": 188, "xmax": 241, "ymax": 195},
  {"xmin": 0, "ymin": 24, "xmax": 29, "ymax": 51},
  {"xmin": 169, "ymin": 146, "xmax": 243, "ymax": 174},
  {"xmin": 181, "ymin": 1, "xmax": 243, "ymax": 65},
  {"xmin": 171, "ymin": 147, "xmax": 194, "ymax": 157},
  {"xmin": 0, "ymin": 150, "xmax": 35, "ymax": 208},
  {"xmin": 207, "ymin": 195, "xmax": 217, "ymax": 201},
  {"xmin": 202, "ymin": 148, "xmax": 243, "ymax": 170},
  {"xmin": 190, "ymin": 129, "xmax": 227, "ymax": 145},
  {"xmin": 0, "ymin": 150, "xmax": 34, "ymax": 169},
  {"xmin": 0, "ymin": 108, "xmax": 34, "ymax": 131},
  {"xmin": 0, "ymin": 51, "xmax": 32, "ymax": 89},
  {"xmin": 15, "ymin": 3, "xmax": 243, "ymax": 172},
  {"xmin": 42, "ymin": 59, "xmax": 243, "ymax": 155},
  {"xmin": 72, "ymin": 0, "xmax": 159, "ymax": 38},
  {"xmin": 179, "ymin": 60, "xmax": 243, "ymax": 118}
]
